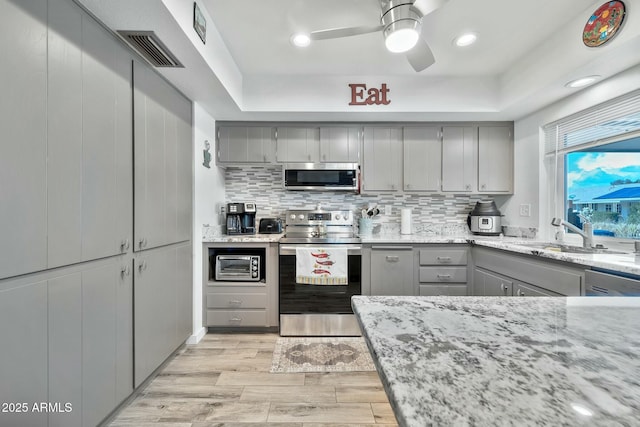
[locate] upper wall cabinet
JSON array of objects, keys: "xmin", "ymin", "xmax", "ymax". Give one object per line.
[
  {"xmin": 217, "ymin": 126, "xmax": 274, "ymax": 164},
  {"xmin": 478, "ymin": 126, "xmax": 514, "ymax": 193},
  {"xmin": 319, "ymin": 127, "xmax": 361, "ymax": 163},
  {"xmin": 276, "ymin": 127, "xmax": 320, "ymax": 163},
  {"xmin": 441, "ymin": 126, "xmax": 478, "ymax": 193},
  {"xmin": 362, "ymin": 127, "xmax": 402, "ymax": 192},
  {"xmin": 48, "ymin": 1, "xmax": 133, "ymax": 269},
  {"xmin": 403, "ymin": 127, "xmax": 442, "ymax": 192},
  {"xmin": 133, "ymin": 61, "xmax": 192, "ymax": 252},
  {"xmin": 0, "ymin": 0, "xmax": 47, "ymax": 280}
]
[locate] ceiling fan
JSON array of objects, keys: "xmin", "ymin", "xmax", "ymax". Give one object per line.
[{"xmin": 304, "ymin": 0, "xmax": 449, "ymax": 72}]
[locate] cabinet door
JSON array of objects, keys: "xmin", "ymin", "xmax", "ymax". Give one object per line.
[
  {"xmin": 362, "ymin": 127, "xmax": 402, "ymax": 192},
  {"xmin": 116, "ymin": 259, "xmax": 134, "ymax": 404},
  {"xmin": 419, "ymin": 284, "xmax": 468, "ymax": 296},
  {"xmin": 276, "ymin": 127, "xmax": 320, "ymax": 162},
  {"xmin": 473, "ymin": 267, "xmax": 512, "ymax": 296},
  {"xmin": 320, "ymin": 127, "xmax": 360, "ymax": 162},
  {"xmin": 48, "ymin": 273, "xmax": 82, "ymax": 427},
  {"xmin": 218, "ymin": 126, "xmax": 273, "ymax": 163},
  {"xmin": 478, "ymin": 126, "xmax": 513, "ymax": 193},
  {"xmin": 82, "ymin": 264, "xmax": 118, "ymax": 427},
  {"xmin": 442, "ymin": 126, "xmax": 477, "ymax": 192},
  {"xmin": 403, "ymin": 127, "xmax": 441, "ymax": 192},
  {"xmin": 176, "ymin": 98, "xmax": 193, "ymax": 243},
  {"xmin": 176, "ymin": 243, "xmax": 193, "ymax": 345},
  {"xmin": 81, "ymin": 17, "xmax": 133, "ymax": 262},
  {"xmin": 0, "ymin": 0, "xmax": 47, "ymax": 279},
  {"xmin": 370, "ymin": 248, "xmax": 413, "ymax": 295},
  {"xmin": 0, "ymin": 279, "xmax": 48, "ymax": 427}
]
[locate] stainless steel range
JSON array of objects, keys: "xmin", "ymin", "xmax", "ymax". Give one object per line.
[{"xmin": 279, "ymin": 208, "xmax": 362, "ymax": 336}]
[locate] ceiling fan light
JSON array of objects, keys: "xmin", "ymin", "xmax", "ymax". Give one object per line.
[
  {"xmin": 291, "ymin": 33, "xmax": 311, "ymax": 47},
  {"xmin": 385, "ymin": 24, "xmax": 420, "ymax": 53}
]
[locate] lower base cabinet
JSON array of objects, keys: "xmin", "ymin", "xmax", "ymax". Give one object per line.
[
  {"xmin": 134, "ymin": 242, "xmax": 192, "ymax": 387},
  {"xmin": 0, "ymin": 256, "xmax": 132, "ymax": 427},
  {"xmin": 370, "ymin": 246, "xmax": 414, "ymax": 295}
]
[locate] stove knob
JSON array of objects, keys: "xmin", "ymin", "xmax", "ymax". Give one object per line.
[
  {"xmin": 298, "ymin": 214, "xmax": 305, "ymax": 220},
  {"xmin": 335, "ymin": 214, "xmax": 341, "ymax": 220},
  {"xmin": 290, "ymin": 214, "xmax": 296, "ymax": 220}
]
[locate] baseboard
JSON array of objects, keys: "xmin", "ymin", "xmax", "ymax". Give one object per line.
[{"xmin": 186, "ymin": 327, "xmax": 206, "ymax": 344}]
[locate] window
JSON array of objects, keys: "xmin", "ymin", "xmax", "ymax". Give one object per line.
[{"xmin": 545, "ymin": 90, "xmax": 640, "ymax": 241}]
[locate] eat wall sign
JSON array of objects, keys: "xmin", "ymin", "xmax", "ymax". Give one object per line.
[{"xmin": 348, "ymin": 83, "xmax": 390, "ymax": 106}]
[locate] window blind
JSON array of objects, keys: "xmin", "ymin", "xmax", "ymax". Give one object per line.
[{"xmin": 543, "ymin": 89, "xmax": 640, "ymax": 155}]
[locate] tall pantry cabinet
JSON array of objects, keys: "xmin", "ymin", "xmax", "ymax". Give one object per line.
[{"xmin": 0, "ymin": 0, "xmax": 193, "ymax": 426}]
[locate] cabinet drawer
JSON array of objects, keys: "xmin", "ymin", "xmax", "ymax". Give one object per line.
[
  {"xmin": 419, "ymin": 266, "xmax": 467, "ymax": 283},
  {"xmin": 419, "ymin": 249, "xmax": 467, "ymax": 265},
  {"xmin": 419, "ymin": 284, "xmax": 468, "ymax": 296},
  {"xmin": 206, "ymin": 310, "xmax": 267, "ymax": 327},
  {"xmin": 206, "ymin": 293, "xmax": 267, "ymax": 309}
]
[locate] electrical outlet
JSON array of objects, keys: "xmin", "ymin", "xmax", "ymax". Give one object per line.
[
  {"xmin": 519, "ymin": 204, "xmax": 531, "ymax": 217},
  {"xmin": 385, "ymin": 205, "xmax": 392, "ymax": 216}
]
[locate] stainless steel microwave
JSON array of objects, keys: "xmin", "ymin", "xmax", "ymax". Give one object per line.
[
  {"xmin": 214, "ymin": 255, "xmax": 261, "ymax": 282},
  {"xmin": 283, "ymin": 163, "xmax": 359, "ymax": 192}
]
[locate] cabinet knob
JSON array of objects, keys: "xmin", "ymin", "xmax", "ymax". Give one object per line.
[
  {"xmin": 481, "ymin": 184, "xmax": 486, "ymax": 190},
  {"xmin": 139, "ymin": 238, "xmax": 147, "ymax": 249},
  {"xmin": 263, "ymin": 155, "xmax": 267, "ymax": 162},
  {"xmin": 405, "ymin": 184, "xmax": 411, "ymax": 190},
  {"xmin": 120, "ymin": 239, "xmax": 130, "ymax": 252},
  {"xmin": 465, "ymin": 184, "xmax": 471, "ymax": 191},
  {"xmin": 138, "ymin": 260, "xmax": 147, "ymax": 272},
  {"xmin": 120, "ymin": 265, "xmax": 130, "ymax": 277},
  {"xmin": 385, "ymin": 255, "xmax": 400, "ymax": 262},
  {"xmin": 501, "ymin": 283, "xmax": 507, "ymax": 292},
  {"xmin": 391, "ymin": 184, "xmax": 396, "ymax": 190},
  {"xmin": 517, "ymin": 289, "xmax": 524, "ymax": 297}
]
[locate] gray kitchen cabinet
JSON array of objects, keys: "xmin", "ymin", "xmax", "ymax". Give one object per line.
[
  {"xmin": 0, "ymin": 0, "xmax": 47, "ymax": 280},
  {"xmin": 48, "ymin": 273, "xmax": 82, "ymax": 427},
  {"xmin": 47, "ymin": 0, "xmax": 133, "ymax": 268},
  {"xmin": 134, "ymin": 243, "xmax": 191, "ymax": 387},
  {"xmin": 370, "ymin": 246, "xmax": 414, "ymax": 295},
  {"xmin": 472, "ymin": 246, "xmax": 583, "ymax": 296},
  {"xmin": 478, "ymin": 126, "xmax": 513, "ymax": 193},
  {"xmin": 276, "ymin": 127, "xmax": 320, "ymax": 162},
  {"xmin": 473, "ymin": 267, "xmax": 513, "ymax": 296},
  {"xmin": 320, "ymin": 126, "xmax": 360, "ymax": 162},
  {"xmin": 133, "ymin": 60, "xmax": 192, "ymax": 251},
  {"xmin": 0, "ymin": 279, "xmax": 48, "ymax": 427},
  {"xmin": 417, "ymin": 246, "xmax": 469, "ymax": 296},
  {"xmin": 218, "ymin": 126, "xmax": 274, "ymax": 163},
  {"xmin": 403, "ymin": 126, "xmax": 442, "ymax": 192},
  {"xmin": 362, "ymin": 127, "xmax": 402, "ymax": 192},
  {"xmin": 441, "ymin": 126, "xmax": 478, "ymax": 192}
]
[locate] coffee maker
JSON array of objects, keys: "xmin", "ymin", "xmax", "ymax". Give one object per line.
[{"xmin": 226, "ymin": 202, "xmax": 257, "ymax": 235}]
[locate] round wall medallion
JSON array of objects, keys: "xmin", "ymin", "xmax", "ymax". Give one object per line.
[{"xmin": 583, "ymin": 1, "xmax": 626, "ymax": 47}]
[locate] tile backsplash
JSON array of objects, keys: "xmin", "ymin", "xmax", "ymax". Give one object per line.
[{"xmin": 224, "ymin": 166, "xmax": 503, "ymax": 235}]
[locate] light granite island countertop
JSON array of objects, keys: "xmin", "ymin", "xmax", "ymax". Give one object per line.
[{"xmin": 351, "ymin": 296, "xmax": 640, "ymax": 426}]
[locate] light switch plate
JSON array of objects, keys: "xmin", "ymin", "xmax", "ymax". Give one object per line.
[{"xmin": 519, "ymin": 204, "xmax": 531, "ymax": 217}]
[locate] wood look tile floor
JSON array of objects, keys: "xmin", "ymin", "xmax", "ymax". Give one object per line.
[{"xmin": 108, "ymin": 333, "xmax": 398, "ymax": 427}]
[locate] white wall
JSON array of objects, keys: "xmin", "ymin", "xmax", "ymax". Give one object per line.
[
  {"xmin": 506, "ymin": 64, "xmax": 640, "ymax": 240},
  {"xmin": 189, "ymin": 103, "xmax": 225, "ymax": 343}
]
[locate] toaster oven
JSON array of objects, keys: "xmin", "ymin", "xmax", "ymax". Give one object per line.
[{"xmin": 214, "ymin": 254, "xmax": 262, "ymax": 282}]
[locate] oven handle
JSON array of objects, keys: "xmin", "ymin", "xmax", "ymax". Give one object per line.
[{"xmin": 279, "ymin": 245, "xmax": 362, "ymax": 256}]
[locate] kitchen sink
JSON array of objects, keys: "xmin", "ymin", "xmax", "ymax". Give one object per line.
[{"xmin": 515, "ymin": 242, "xmax": 628, "ymax": 255}]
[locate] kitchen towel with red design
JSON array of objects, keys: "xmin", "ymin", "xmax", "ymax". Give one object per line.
[{"xmin": 295, "ymin": 247, "xmax": 348, "ymax": 285}]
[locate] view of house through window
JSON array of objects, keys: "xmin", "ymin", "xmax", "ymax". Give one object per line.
[{"xmin": 565, "ymin": 141, "xmax": 640, "ymax": 240}]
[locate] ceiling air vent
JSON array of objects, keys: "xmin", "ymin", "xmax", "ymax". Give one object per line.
[{"xmin": 117, "ymin": 31, "xmax": 183, "ymax": 68}]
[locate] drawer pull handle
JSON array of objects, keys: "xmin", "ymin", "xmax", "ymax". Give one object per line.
[
  {"xmin": 386, "ymin": 256, "xmax": 400, "ymax": 262},
  {"xmin": 229, "ymin": 299, "xmax": 242, "ymax": 306},
  {"xmin": 436, "ymin": 256, "xmax": 452, "ymax": 263},
  {"xmin": 230, "ymin": 317, "xmax": 242, "ymax": 322},
  {"xmin": 437, "ymin": 274, "xmax": 452, "ymax": 280}
]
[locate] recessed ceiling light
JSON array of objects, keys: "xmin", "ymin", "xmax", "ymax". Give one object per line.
[
  {"xmin": 565, "ymin": 75, "xmax": 601, "ymax": 88},
  {"xmin": 291, "ymin": 33, "xmax": 311, "ymax": 47},
  {"xmin": 454, "ymin": 33, "xmax": 477, "ymax": 47}
]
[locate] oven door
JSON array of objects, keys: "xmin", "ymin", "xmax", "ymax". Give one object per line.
[{"xmin": 279, "ymin": 244, "xmax": 362, "ymax": 336}]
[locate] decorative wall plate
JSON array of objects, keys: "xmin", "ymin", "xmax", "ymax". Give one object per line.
[{"xmin": 583, "ymin": 1, "xmax": 626, "ymax": 47}]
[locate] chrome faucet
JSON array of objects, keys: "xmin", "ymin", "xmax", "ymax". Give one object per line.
[{"xmin": 551, "ymin": 217, "xmax": 594, "ymax": 248}]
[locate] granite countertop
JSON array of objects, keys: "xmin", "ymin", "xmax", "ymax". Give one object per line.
[{"xmin": 352, "ymin": 295, "xmax": 640, "ymax": 427}]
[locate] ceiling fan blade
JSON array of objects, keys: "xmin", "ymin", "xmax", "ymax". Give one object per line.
[
  {"xmin": 310, "ymin": 25, "xmax": 384, "ymax": 41},
  {"xmin": 406, "ymin": 38, "xmax": 435, "ymax": 72},
  {"xmin": 411, "ymin": 0, "xmax": 449, "ymax": 17}
]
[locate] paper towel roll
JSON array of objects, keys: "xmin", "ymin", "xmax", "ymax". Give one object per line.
[{"xmin": 401, "ymin": 208, "xmax": 412, "ymax": 235}]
